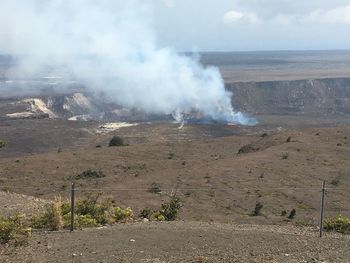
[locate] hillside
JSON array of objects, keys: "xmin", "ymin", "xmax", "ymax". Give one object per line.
[{"xmin": 0, "ymin": 123, "xmax": 349, "ymax": 225}]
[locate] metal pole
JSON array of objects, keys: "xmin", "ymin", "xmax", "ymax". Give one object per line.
[
  {"xmin": 70, "ymin": 182, "xmax": 75, "ymax": 232},
  {"xmin": 319, "ymin": 181, "xmax": 326, "ymax": 238}
]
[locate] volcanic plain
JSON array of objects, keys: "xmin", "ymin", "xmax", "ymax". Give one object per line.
[{"xmin": 1, "ymin": 51, "xmax": 350, "ymax": 262}]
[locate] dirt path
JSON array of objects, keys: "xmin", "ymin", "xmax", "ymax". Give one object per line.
[{"xmin": 1, "ymin": 222, "xmax": 349, "ymax": 262}]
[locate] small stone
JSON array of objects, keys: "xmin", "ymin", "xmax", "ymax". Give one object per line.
[{"xmin": 130, "ymin": 239, "xmax": 136, "ymax": 242}]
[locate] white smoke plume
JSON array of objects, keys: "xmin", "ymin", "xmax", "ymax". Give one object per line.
[{"xmin": 0, "ymin": 0, "xmax": 256, "ymax": 125}]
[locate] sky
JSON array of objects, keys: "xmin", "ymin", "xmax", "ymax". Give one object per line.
[{"xmin": 154, "ymin": 0, "xmax": 350, "ymax": 51}]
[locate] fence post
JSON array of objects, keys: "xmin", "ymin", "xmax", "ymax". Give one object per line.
[
  {"xmin": 70, "ymin": 182, "xmax": 75, "ymax": 232},
  {"xmin": 319, "ymin": 181, "xmax": 326, "ymax": 238}
]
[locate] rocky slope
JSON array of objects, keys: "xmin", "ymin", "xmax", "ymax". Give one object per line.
[
  {"xmin": 1, "ymin": 77, "xmax": 350, "ymax": 123},
  {"xmin": 228, "ymin": 77, "xmax": 350, "ymax": 116}
]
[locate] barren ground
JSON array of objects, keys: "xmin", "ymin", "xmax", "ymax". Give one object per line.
[{"xmin": 1, "ymin": 222, "xmax": 350, "ymax": 263}]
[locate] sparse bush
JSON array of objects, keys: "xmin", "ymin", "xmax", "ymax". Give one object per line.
[
  {"xmin": 288, "ymin": 209, "xmax": 296, "ymax": 219},
  {"xmin": 75, "ymin": 169, "xmax": 105, "ymax": 180},
  {"xmin": 148, "ymin": 183, "xmax": 162, "ymax": 194},
  {"xmin": 160, "ymin": 196, "xmax": 182, "ymax": 221},
  {"xmin": 0, "ymin": 214, "xmax": 32, "ymax": 245},
  {"xmin": 31, "ymin": 194, "xmax": 133, "ymax": 230},
  {"xmin": 109, "ymin": 136, "xmax": 125, "ymax": 147},
  {"xmin": 238, "ymin": 144, "xmax": 258, "ymax": 154},
  {"xmin": 286, "ymin": 136, "xmax": 296, "ymax": 142},
  {"xmin": 113, "ymin": 207, "xmax": 133, "ymax": 222},
  {"xmin": 62, "ymin": 214, "xmax": 99, "ymax": 229},
  {"xmin": 75, "ymin": 194, "xmax": 112, "ymax": 225},
  {"xmin": 153, "ymin": 211, "xmax": 165, "ymax": 221},
  {"xmin": 31, "ymin": 199, "xmax": 67, "ymax": 231},
  {"xmin": 281, "ymin": 210, "xmax": 287, "ymax": 216},
  {"xmin": 0, "ymin": 140, "xmax": 6, "ymax": 149},
  {"xmin": 139, "ymin": 207, "xmax": 153, "ymax": 219},
  {"xmin": 168, "ymin": 153, "xmax": 175, "ymax": 159},
  {"xmin": 282, "ymin": 153, "xmax": 289, "ymax": 160},
  {"xmin": 324, "ymin": 215, "xmax": 350, "ymax": 234},
  {"xmin": 184, "ymin": 191, "xmax": 192, "ymax": 197},
  {"xmin": 331, "ymin": 178, "xmax": 340, "ymax": 186},
  {"xmin": 252, "ymin": 202, "xmax": 263, "ymax": 216}
]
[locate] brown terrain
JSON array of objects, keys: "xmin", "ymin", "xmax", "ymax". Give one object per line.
[{"xmin": 1, "ymin": 51, "xmax": 350, "ymax": 262}]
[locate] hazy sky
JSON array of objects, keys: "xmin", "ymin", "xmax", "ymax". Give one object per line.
[{"xmin": 154, "ymin": 0, "xmax": 350, "ymax": 51}]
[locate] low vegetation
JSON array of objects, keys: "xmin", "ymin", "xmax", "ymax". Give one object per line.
[
  {"xmin": 109, "ymin": 136, "xmax": 126, "ymax": 147},
  {"xmin": 31, "ymin": 194, "xmax": 133, "ymax": 230},
  {"xmin": 139, "ymin": 207, "xmax": 153, "ymax": 220},
  {"xmin": 331, "ymin": 178, "xmax": 340, "ymax": 186},
  {"xmin": 75, "ymin": 169, "xmax": 105, "ymax": 180},
  {"xmin": 140, "ymin": 196, "xmax": 183, "ymax": 221},
  {"xmin": 160, "ymin": 196, "xmax": 182, "ymax": 221},
  {"xmin": 281, "ymin": 153, "xmax": 289, "ymax": 160},
  {"xmin": 1, "ymin": 194, "xmax": 182, "ymax": 246},
  {"xmin": 0, "ymin": 214, "xmax": 32, "ymax": 245},
  {"xmin": 238, "ymin": 144, "xmax": 258, "ymax": 154},
  {"xmin": 286, "ymin": 136, "xmax": 296, "ymax": 142},
  {"xmin": 148, "ymin": 182, "xmax": 162, "ymax": 194},
  {"xmin": 324, "ymin": 215, "xmax": 350, "ymax": 234},
  {"xmin": 0, "ymin": 140, "xmax": 6, "ymax": 148},
  {"xmin": 252, "ymin": 202, "xmax": 263, "ymax": 216},
  {"xmin": 288, "ymin": 209, "xmax": 296, "ymax": 219}
]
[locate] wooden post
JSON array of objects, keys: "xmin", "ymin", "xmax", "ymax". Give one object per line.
[
  {"xmin": 319, "ymin": 181, "xmax": 326, "ymax": 238},
  {"xmin": 70, "ymin": 182, "xmax": 75, "ymax": 232}
]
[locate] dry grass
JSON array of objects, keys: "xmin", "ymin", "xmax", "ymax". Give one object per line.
[{"xmin": 53, "ymin": 195, "xmax": 63, "ymax": 231}]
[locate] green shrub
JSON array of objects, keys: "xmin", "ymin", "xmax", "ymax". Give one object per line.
[
  {"xmin": 109, "ymin": 136, "xmax": 125, "ymax": 147},
  {"xmin": 238, "ymin": 144, "xmax": 257, "ymax": 154},
  {"xmin": 31, "ymin": 200, "xmax": 66, "ymax": 231},
  {"xmin": 31, "ymin": 204, "xmax": 55, "ymax": 230},
  {"xmin": 288, "ymin": 209, "xmax": 296, "ymax": 219},
  {"xmin": 0, "ymin": 214, "xmax": 32, "ymax": 245},
  {"xmin": 160, "ymin": 196, "xmax": 182, "ymax": 221},
  {"xmin": 331, "ymin": 179, "xmax": 340, "ymax": 186},
  {"xmin": 252, "ymin": 202, "xmax": 263, "ymax": 216},
  {"xmin": 153, "ymin": 211, "xmax": 165, "ymax": 221},
  {"xmin": 0, "ymin": 140, "xmax": 6, "ymax": 149},
  {"xmin": 75, "ymin": 195, "xmax": 113, "ymax": 225},
  {"xmin": 139, "ymin": 198, "xmax": 182, "ymax": 222},
  {"xmin": 62, "ymin": 214, "xmax": 99, "ymax": 229},
  {"xmin": 281, "ymin": 153, "xmax": 289, "ymax": 160},
  {"xmin": 148, "ymin": 183, "xmax": 162, "ymax": 194},
  {"xmin": 113, "ymin": 207, "xmax": 133, "ymax": 222},
  {"xmin": 75, "ymin": 169, "xmax": 105, "ymax": 180},
  {"xmin": 324, "ymin": 215, "xmax": 350, "ymax": 234},
  {"xmin": 31, "ymin": 194, "xmax": 134, "ymax": 230},
  {"xmin": 286, "ymin": 136, "xmax": 297, "ymax": 142},
  {"xmin": 139, "ymin": 207, "xmax": 153, "ymax": 219}
]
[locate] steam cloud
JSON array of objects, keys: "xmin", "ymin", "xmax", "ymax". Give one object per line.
[{"xmin": 0, "ymin": 0, "xmax": 256, "ymax": 125}]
